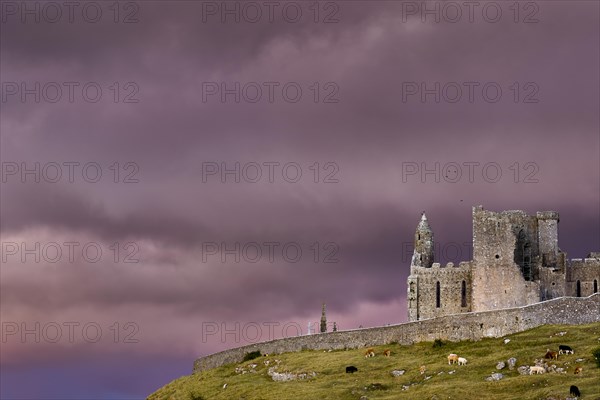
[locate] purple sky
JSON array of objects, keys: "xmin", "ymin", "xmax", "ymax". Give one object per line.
[{"xmin": 1, "ymin": 1, "xmax": 599, "ymax": 398}]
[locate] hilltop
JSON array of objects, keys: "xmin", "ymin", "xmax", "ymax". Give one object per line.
[{"xmin": 149, "ymin": 323, "xmax": 600, "ymax": 400}]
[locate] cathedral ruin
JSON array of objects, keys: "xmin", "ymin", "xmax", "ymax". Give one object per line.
[{"xmin": 407, "ymin": 206, "xmax": 600, "ymax": 321}]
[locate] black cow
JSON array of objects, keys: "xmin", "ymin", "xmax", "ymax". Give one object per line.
[
  {"xmin": 570, "ymin": 385, "xmax": 580, "ymax": 397},
  {"xmin": 346, "ymin": 366, "xmax": 358, "ymax": 373},
  {"xmin": 559, "ymin": 345, "xmax": 574, "ymax": 354}
]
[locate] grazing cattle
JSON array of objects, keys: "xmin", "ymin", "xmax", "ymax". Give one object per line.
[
  {"xmin": 570, "ymin": 385, "xmax": 581, "ymax": 397},
  {"xmin": 559, "ymin": 345, "xmax": 574, "ymax": 355},
  {"xmin": 447, "ymin": 354, "xmax": 459, "ymax": 365},
  {"xmin": 364, "ymin": 349, "xmax": 375, "ymax": 358},
  {"xmin": 419, "ymin": 365, "xmax": 426, "ymax": 375},
  {"xmin": 383, "ymin": 349, "xmax": 391, "ymax": 357},
  {"xmin": 457, "ymin": 357, "xmax": 468, "ymax": 366},
  {"xmin": 346, "ymin": 366, "xmax": 358, "ymax": 373},
  {"xmin": 574, "ymin": 366, "xmax": 583, "ymax": 375},
  {"xmin": 545, "ymin": 349, "xmax": 559, "ymax": 360},
  {"xmin": 529, "ymin": 366, "xmax": 545, "ymax": 374}
]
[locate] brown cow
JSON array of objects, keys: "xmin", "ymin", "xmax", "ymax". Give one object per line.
[
  {"xmin": 447, "ymin": 354, "xmax": 459, "ymax": 365},
  {"xmin": 544, "ymin": 349, "xmax": 558, "ymax": 360}
]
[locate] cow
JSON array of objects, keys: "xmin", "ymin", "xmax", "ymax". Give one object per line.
[
  {"xmin": 364, "ymin": 349, "xmax": 375, "ymax": 358},
  {"xmin": 383, "ymin": 349, "xmax": 391, "ymax": 357},
  {"xmin": 545, "ymin": 349, "xmax": 559, "ymax": 360},
  {"xmin": 447, "ymin": 354, "xmax": 459, "ymax": 365},
  {"xmin": 559, "ymin": 345, "xmax": 574, "ymax": 355},
  {"xmin": 529, "ymin": 366, "xmax": 545, "ymax": 374},
  {"xmin": 457, "ymin": 357, "xmax": 468, "ymax": 366},
  {"xmin": 419, "ymin": 365, "xmax": 426, "ymax": 375},
  {"xmin": 346, "ymin": 366, "xmax": 358, "ymax": 373},
  {"xmin": 570, "ymin": 385, "xmax": 581, "ymax": 397},
  {"xmin": 574, "ymin": 366, "xmax": 583, "ymax": 375}
]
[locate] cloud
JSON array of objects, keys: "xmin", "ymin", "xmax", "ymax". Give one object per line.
[{"xmin": 1, "ymin": 1, "xmax": 598, "ymax": 397}]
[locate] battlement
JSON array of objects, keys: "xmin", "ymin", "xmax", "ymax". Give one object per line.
[
  {"xmin": 536, "ymin": 211, "xmax": 560, "ymax": 221},
  {"xmin": 569, "ymin": 257, "xmax": 600, "ymax": 264}
]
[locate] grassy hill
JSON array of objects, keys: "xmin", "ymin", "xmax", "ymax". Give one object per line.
[{"xmin": 149, "ymin": 323, "xmax": 600, "ymax": 400}]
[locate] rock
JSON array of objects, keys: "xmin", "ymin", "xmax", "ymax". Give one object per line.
[
  {"xmin": 391, "ymin": 370, "xmax": 405, "ymax": 377},
  {"xmin": 222, "ymin": 383, "xmax": 227, "ymax": 389},
  {"xmin": 575, "ymin": 358, "xmax": 584, "ymax": 362},
  {"xmin": 448, "ymin": 370, "xmax": 455, "ymax": 374},
  {"xmin": 507, "ymin": 357, "xmax": 517, "ymax": 370},
  {"xmin": 517, "ymin": 366, "xmax": 530, "ymax": 375},
  {"xmin": 555, "ymin": 367, "xmax": 565, "ymax": 373},
  {"xmin": 496, "ymin": 361, "xmax": 506, "ymax": 370},
  {"xmin": 401, "ymin": 385, "xmax": 410, "ymax": 391},
  {"xmin": 268, "ymin": 367, "xmax": 316, "ymax": 382},
  {"xmin": 360, "ymin": 397, "xmax": 368, "ymax": 400},
  {"xmin": 504, "ymin": 338, "xmax": 511, "ymax": 344},
  {"xmin": 485, "ymin": 373, "xmax": 504, "ymax": 381}
]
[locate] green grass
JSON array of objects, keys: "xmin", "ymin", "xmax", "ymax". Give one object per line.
[{"xmin": 148, "ymin": 323, "xmax": 600, "ymax": 400}]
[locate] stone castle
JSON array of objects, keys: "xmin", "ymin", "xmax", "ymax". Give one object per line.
[
  {"xmin": 192, "ymin": 205, "xmax": 600, "ymax": 372},
  {"xmin": 407, "ymin": 206, "xmax": 600, "ymax": 321}
]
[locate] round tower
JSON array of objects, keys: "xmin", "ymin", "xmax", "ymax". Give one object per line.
[{"xmin": 411, "ymin": 212, "xmax": 434, "ymax": 268}]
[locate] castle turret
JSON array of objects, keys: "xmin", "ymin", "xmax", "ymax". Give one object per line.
[
  {"xmin": 411, "ymin": 212, "xmax": 434, "ymax": 269},
  {"xmin": 537, "ymin": 211, "xmax": 559, "ymax": 268},
  {"xmin": 407, "ymin": 212, "xmax": 434, "ymax": 322}
]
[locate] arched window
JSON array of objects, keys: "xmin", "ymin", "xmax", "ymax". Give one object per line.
[
  {"xmin": 436, "ymin": 281, "xmax": 441, "ymax": 308},
  {"xmin": 576, "ymin": 280, "xmax": 581, "ymax": 297},
  {"xmin": 593, "ymin": 279, "xmax": 598, "ymax": 294},
  {"xmin": 461, "ymin": 280, "xmax": 467, "ymax": 308}
]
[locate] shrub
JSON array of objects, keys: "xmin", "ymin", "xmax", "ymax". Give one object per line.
[
  {"xmin": 433, "ymin": 339, "xmax": 445, "ymax": 348},
  {"xmin": 593, "ymin": 347, "xmax": 600, "ymax": 368},
  {"xmin": 242, "ymin": 350, "xmax": 262, "ymax": 362}
]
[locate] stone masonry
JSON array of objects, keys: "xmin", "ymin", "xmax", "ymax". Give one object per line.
[
  {"xmin": 407, "ymin": 206, "xmax": 600, "ymax": 321},
  {"xmin": 194, "ymin": 294, "xmax": 600, "ymax": 373}
]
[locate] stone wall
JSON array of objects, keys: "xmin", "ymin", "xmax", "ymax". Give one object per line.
[
  {"xmin": 193, "ymin": 294, "xmax": 600, "ymax": 373},
  {"xmin": 471, "ymin": 263, "xmax": 540, "ymax": 312},
  {"xmin": 410, "ymin": 262, "xmax": 472, "ymax": 321},
  {"xmin": 567, "ymin": 258, "xmax": 600, "ymax": 296}
]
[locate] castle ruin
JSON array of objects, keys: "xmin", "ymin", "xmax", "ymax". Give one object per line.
[{"xmin": 407, "ymin": 206, "xmax": 600, "ymax": 321}]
